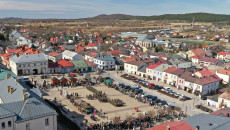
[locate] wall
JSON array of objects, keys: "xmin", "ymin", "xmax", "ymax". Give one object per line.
[
  {"xmin": 216, "ymin": 73, "xmax": 230, "ymax": 83},
  {"xmin": 0, "ymin": 116, "xmax": 15, "ymax": 130},
  {"xmin": 15, "ymin": 115, "xmax": 57, "ymax": 130},
  {"xmin": 124, "ymin": 63, "xmax": 138, "ymax": 74}
]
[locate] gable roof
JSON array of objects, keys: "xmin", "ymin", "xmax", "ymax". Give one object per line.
[
  {"xmin": 219, "ymin": 90, "xmax": 230, "ymax": 100},
  {"xmin": 217, "ymin": 69, "xmax": 230, "ymax": 76},
  {"xmin": 197, "ymin": 68, "xmax": 215, "ymax": 77},
  {"xmin": 47, "ymin": 52, "xmax": 60, "ymax": 56},
  {"xmin": 146, "ymin": 62, "xmax": 163, "ymax": 69},
  {"xmin": 84, "ymin": 60, "xmax": 97, "ymax": 67},
  {"xmin": 190, "ymin": 55, "xmax": 203, "ymax": 59},
  {"xmin": 95, "ymin": 55, "xmax": 115, "ymax": 61},
  {"xmin": 57, "ymin": 59, "xmax": 74, "ymax": 67},
  {"xmin": 183, "ymin": 113, "xmax": 230, "ymax": 130},
  {"xmin": 147, "ymin": 121, "xmax": 194, "ymax": 130},
  {"xmin": 62, "ymin": 50, "xmax": 79, "ymax": 57},
  {"xmin": 200, "ymin": 57, "xmax": 219, "ymax": 63},
  {"xmin": 217, "ymin": 52, "xmax": 230, "ymax": 56},
  {"xmin": 164, "ymin": 66, "xmax": 179, "ymax": 73},
  {"xmin": 71, "ymin": 60, "xmax": 88, "ymax": 68},
  {"xmin": 189, "ymin": 48, "xmax": 209, "ymax": 57},
  {"xmin": 9, "ymin": 53, "xmax": 47, "ymax": 64}
]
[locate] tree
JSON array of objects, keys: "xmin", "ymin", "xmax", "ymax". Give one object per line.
[{"xmin": 147, "ymin": 110, "xmax": 156, "ymax": 118}]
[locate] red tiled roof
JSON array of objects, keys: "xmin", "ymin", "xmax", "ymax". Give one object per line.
[
  {"xmin": 22, "ymin": 48, "xmax": 42, "ymax": 55},
  {"xmin": 146, "ymin": 121, "xmax": 194, "ymax": 130},
  {"xmin": 57, "ymin": 59, "xmax": 74, "ymax": 67},
  {"xmin": 190, "ymin": 48, "xmax": 209, "ymax": 57},
  {"xmin": 85, "ymin": 43, "xmax": 97, "ymax": 47},
  {"xmin": 200, "ymin": 57, "xmax": 219, "ymax": 63},
  {"xmin": 146, "ymin": 62, "xmax": 162, "ymax": 69},
  {"xmin": 217, "ymin": 69, "xmax": 230, "ymax": 76},
  {"xmin": 84, "ymin": 60, "xmax": 97, "ymax": 67},
  {"xmin": 86, "ymin": 52, "xmax": 98, "ymax": 58},
  {"xmin": 107, "ymin": 50, "xmax": 121, "ymax": 54},
  {"xmin": 190, "ymin": 55, "xmax": 203, "ymax": 59},
  {"xmin": 48, "ymin": 52, "xmax": 60, "ymax": 56},
  {"xmin": 126, "ymin": 60, "xmax": 143, "ymax": 66},
  {"xmin": 219, "ymin": 90, "xmax": 230, "ymax": 100},
  {"xmin": 164, "ymin": 67, "xmax": 178, "ymax": 73},
  {"xmin": 217, "ymin": 52, "xmax": 230, "ymax": 56},
  {"xmin": 197, "ymin": 68, "xmax": 215, "ymax": 77},
  {"xmin": 6, "ymin": 49, "xmax": 17, "ymax": 53},
  {"xmin": 123, "ymin": 57, "xmax": 135, "ymax": 62}
]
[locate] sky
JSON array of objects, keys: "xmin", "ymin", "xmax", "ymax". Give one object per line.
[{"xmin": 0, "ymin": 0, "xmax": 230, "ymax": 19}]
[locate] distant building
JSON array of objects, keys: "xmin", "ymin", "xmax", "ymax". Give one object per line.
[{"xmin": 62, "ymin": 50, "xmax": 82, "ymax": 61}]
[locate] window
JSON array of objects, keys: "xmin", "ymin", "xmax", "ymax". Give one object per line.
[
  {"xmin": 8, "ymin": 121, "xmax": 11, "ymax": 127},
  {"xmin": 19, "ymin": 65, "xmax": 21, "ymax": 68},
  {"xmin": 2, "ymin": 122, "xmax": 5, "ymax": 129},
  {"xmin": 23, "ymin": 64, "xmax": 26, "ymax": 67},
  {"xmin": 44, "ymin": 62, "xmax": 46, "ymax": 65},
  {"xmin": 111, "ymin": 62, "xmax": 113, "ymax": 64},
  {"xmin": 26, "ymin": 123, "xmax": 30, "ymax": 130},
  {"xmin": 34, "ymin": 63, "xmax": 36, "ymax": 66},
  {"xmin": 28, "ymin": 64, "xmax": 30, "ymax": 67},
  {"xmin": 45, "ymin": 118, "xmax": 49, "ymax": 126},
  {"xmin": 41, "ymin": 63, "xmax": 43, "ymax": 65}
]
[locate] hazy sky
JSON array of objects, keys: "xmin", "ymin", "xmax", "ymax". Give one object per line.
[{"xmin": 0, "ymin": 0, "xmax": 230, "ymax": 19}]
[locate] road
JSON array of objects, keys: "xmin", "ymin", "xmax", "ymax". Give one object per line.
[{"xmin": 102, "ymin": 71, "xmax": 207, "ymax": 116}]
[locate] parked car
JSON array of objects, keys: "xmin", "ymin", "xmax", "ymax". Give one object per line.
[
  {"xmin": 133, "ymin": 84, "xmax": 141, "ymax": 88},
  {"xmin": 153, "ymin": 99, "xmax": 161, "ymax": 103},
  {"xmin": 158, "ymin": 100, "xmax": 167, "ymax": 106},
  {"xmin": 134, "ymin": 89, "xmax": 143, "ymax": 95},
  {"xmin": 119, "ymin": 83, "xmax": 125, "ymax": 87},
  {"xmin": 148, "ymin": 95, "xmax": 157, "ymax": 101},
  {"xmin": 153, "ymin": 85, "xmax": 161, "ymax": 90}
]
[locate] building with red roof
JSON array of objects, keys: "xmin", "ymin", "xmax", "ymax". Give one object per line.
[
  {"xmin": 22, "ymin": 48, "xmax": 43, "ymax": 55},
  {"xmin": 147, "ymin": 121, "xmax": 194, "ymax": 130},
  {"xmin": 47, "ymin": 52, "xmax": 62, "ymax": 62},
  {"xmin": 85, "ymin": 43, "xmax": 98, "ymax": 50},
  {"xmin": 195, "ymin": 68, "xmax": 215, "ymax": 78},
  {"xmin": 107, "ymin": 50, "xmax": 121, "ymax": 57},
  {"xmin": 163, "ymin": 67, "xmax": 184, "ymax": 86},
  {"xmin": 190, "ymin": 55, "xmax": 203, "ymax": 65},
  {"xmin": 57, "ymin": 59, "xmax": 74, "ymax": 73},
  {"xmin": 187, "ymin": 48, "xmax": 209, "ymax": 58},
  {"xmin": 217, "ymin": 51, "xmax": 230, "ymax": 61},
  {"xmin": 216, "ymin": 69, "xmax": 230, "ymax": 84},
  {"xmin": 85, "ymin": 52, "xmax": 98, "ymax": 62},
  {"xmin": 84, "ymin": 60, "xmax": 97, "ymax": 72},
  {"xmin": 146, "ymin": 62, "xmax": 163, "ymax": 80}
]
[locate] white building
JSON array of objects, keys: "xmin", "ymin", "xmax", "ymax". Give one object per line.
[
  {"xmin": 216, "ymin": 69, "xmax": 230, "ymax": 83},
  {"xmin": 62, "ymin": 50, "xmax": 82, "ymax": 61},
  {"xmin": 94, "ymin": 54, "xmax": 115, "ymax": 70},
  {"xmin": 9, "ymin": 53, "xmax": 48, "ymax": 75},
  {"xmin": 0, "ymin": 76, "xmax": 57, "ymax": 130},
  {"xmin": 47, "ymin": 52, "xmax": 62, "ymax": 62}
]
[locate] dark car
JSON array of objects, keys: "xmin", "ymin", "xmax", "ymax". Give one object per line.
[
  {"xmin": 153, "ymin": 85, "xmax": 162, "ymax": 90},
  {"xmin": 148, "ymin": 95, "xmax": 157, "ymax": 101},
  {"xmin": 121, "ymin": 74, "xmax": 128, "ymax": 77},
  {"xmin": 134, "ymin": 89, "xmax": 143, "ymax": 94},
  {"xmin": 119, "ymin": 83, "xmax": 125, "ymax": 87},
  {"xmin": 153, "ymin": 99, "xmax": 161, "ymax": 103},
  {"xmin": 124, "ymin": 85, "xmax": 131, "ymax": 90},
  {"xmin": 158, "ymin": 100, "xmax": 167, "ymax": 106}
]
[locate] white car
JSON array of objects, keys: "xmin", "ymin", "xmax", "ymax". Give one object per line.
[{"xmin": 133, "ymin": 84, "xmax": 141, "ymax": 88}]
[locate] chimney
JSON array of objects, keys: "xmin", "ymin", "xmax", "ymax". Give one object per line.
[
  {"xmin": 167, "ymin": 124, "xmax": 170, "ymax": 130},
  {"xmin": 10, "ymin": 88, "xmax": 14, "ymax": 94},
  {"xmin": 23, "ymin": 94, "xmax": 29, "ymax": 100},
  {"xmin": 196, "ymin": 126, "xmax": 200, "ymax": 130},
  {"xmin": 22, "ymin": 89, "xmax": 27, "ymax": 95},
  {"xmin": 6, "ymin": 74, "xmax": 11, "ymax": 79},
  {"xmin": 16, "ymin": 79, "xmax": 20, "ymax": 82},
  {"xmin": 7, "ymin": 86, "xmax": 11, "ymax": 93}
]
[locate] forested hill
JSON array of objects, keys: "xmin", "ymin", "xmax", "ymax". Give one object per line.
[{"xmin": 88, "ymin": 13, "xmax": 230, "ymax": 22}]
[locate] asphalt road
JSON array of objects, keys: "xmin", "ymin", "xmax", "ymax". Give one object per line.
[{"xmin": 102, "ymin": 71, "xmax": 207, "ymax": 116}]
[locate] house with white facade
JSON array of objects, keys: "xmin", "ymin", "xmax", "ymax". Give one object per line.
[
  {"xmin": 216, "ymin": 69, "xmax": 230, "ymax": 84},
  {"xmin": 9, "ymin": 53, "xmax": 48, "ymax": 75},
  {"xmin": 0, "ymin": 76, "xmax": 57, "ymax": 130},
  {"xmin": 152, "ymin": 64, "xmax": 172, "ymax": 82},
  {"xmin": 94, "ymin": 54, "xmax": 115, "ymax": 70},
  {"xmin": 179, "ymin": 71, "xmax": 221, "ymax": 96},
  {"xmin": 47, "ymin": 52, "xmax": 62, "ymax": 62},
  {"xmin": 84, "ymin": 52, "xmax": 98, "ymax": 62},
  {"xmin": 217, "ymin": 52, "xmax": 230, "ymax": 62},
  {"xmin": 162, "ymin": 67, "xmax": 184, "ymax": 86},
  {"xmin": 62, "ymin": 50, "xmax": 82, "ymax": 61},
  {"xmin": 124, "ymin": 60, "xmax": 144, "ymax": 75}
]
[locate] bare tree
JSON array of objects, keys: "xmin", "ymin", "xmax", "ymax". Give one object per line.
[
  {"xmin": 126, "ymin": 115, "xmax": 134, "ymax": 129},
  {"xmin": 112, "ymin": 117, "xmax": 121, "ymax": 125},
  {"xmin": 147, "ymin": 110, "xmax": 156, "ymax": 118}
]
